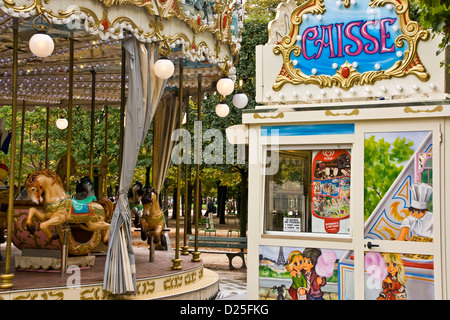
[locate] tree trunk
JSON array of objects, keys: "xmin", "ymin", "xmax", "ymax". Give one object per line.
[
  {"xmin": 218, "ymin": 184, "xmax": 227, "ymax": 224},
  {"xmin": 145, "ymin": 166, "xmax": 150, "ymax": 189},
  {"xmin": 171, "ymin": 189, "xmax": 177, "ymax": 219}
]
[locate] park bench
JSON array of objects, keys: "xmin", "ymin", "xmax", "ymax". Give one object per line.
[
  {"xmin": 198, "ymin": 216, "xmax": 216, "ymax": 236},
  {"xmin": 188, "ymin": 235, "xmax": 247, "ymax": 270}
]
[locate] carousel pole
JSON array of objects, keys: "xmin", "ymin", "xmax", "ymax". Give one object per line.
[
  {"xmin": 191, "ymin": 73, "xmax": 202, "ymax": 263},
  {"xmin": 181, "ymin": 93, "xmax": 190, "ymax": 256},
  {"xmin": 66, "ymin": 36, "xmax": 74, "ymax": 192},
  {"xmin": 60, "ymin": 35, "xmax": 75, "ymax": 277},
  {"xmin": 171, "ymin": 60, "xmax": 183, "ymax": 270},
  {"xmin": 104, "ymin": 102, "xmax": 108, "ymax": 157},
  {"xmin": 17, "ymin": 100, "xmax": 26, "ymax": 196},
  {"xmin": 104, "ymin": 102, "xmax": 108, "ymax": 196},
  {"xmin": 89, "ymin": 69, "xmax": 96, "ymax": 182},
  {"xmin": 0, "ymin": 17, "xmax": 19, "ymax": 289}
]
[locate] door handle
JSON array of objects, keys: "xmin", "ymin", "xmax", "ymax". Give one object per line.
[{"xmin": 367, "ymin": 241, "xmax": 379, "ymax": 249}]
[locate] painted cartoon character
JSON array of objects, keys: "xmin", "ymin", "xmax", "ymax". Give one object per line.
[
  {"xmin": 377, "ymin": 253, "xmax": 407, "ymax": 300},
  {"xmin": 303, "ymin": 248, "xmax": 327, "ymax": 300},
  {"xmin": 397, "ymin": 183, "xmax": 433, "ymax": 241},
  {"xmin": 285, "ymin": 250, "xmax": 307, "ymax": 300}
]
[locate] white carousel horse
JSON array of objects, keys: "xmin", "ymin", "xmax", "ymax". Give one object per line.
[{"xmin": 25, "ymin": 169, "xmax": 113, "ymax": 243}]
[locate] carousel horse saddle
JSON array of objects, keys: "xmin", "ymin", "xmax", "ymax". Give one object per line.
[
  {"xmin": 69, "ymin": 196, "xmax": 105, "ymax": 223},
  {"xmin": 72, "ymin": 196, "xmax": 97, "ymax": 214}
]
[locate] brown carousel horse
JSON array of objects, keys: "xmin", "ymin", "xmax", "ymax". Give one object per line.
[
  {"xmin": 139, "ymin": 186, "xmax": 166, "ymax": 248},
  {"xmin": 25, "ymin": 169, "xmax": 113, "ymax": 243}
]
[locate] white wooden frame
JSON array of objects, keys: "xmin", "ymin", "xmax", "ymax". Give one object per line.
[{"xmin": 246, "ymin": 114, "xmax": 444, "ymax": 300}]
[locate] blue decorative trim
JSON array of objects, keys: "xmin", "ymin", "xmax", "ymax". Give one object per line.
[{"xmin": 261, "ymin": 123, "xmax": 355, "ymax": 136}]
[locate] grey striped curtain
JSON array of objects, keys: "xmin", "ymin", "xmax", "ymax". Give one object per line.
[{"xmin": 103, "ymin": 37, "xmax": 167, "ymax": 294}]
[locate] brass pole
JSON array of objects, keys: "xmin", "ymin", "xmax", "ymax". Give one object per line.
[
  {"xmin": 104, "ymin": 103, "xmax": 108, "ymax": 196},
  {"xmin": 171, "ymin": 60, "xmax": 183, "ymax": 270},
  {"xmin": 181, "ymin": 93, "xmax": 190, "ymax": 255},
  {"xmin": 0, "ymin": 17, "xmax": 19, "ymax": 289},
  {"xmin": 104, "ymin": 103, "xmax": 108, "ymax": 157},
  {"xmin": 152, "ymin": 108, "xmax": 160, "ymax": 189},
  {"xmin": 191, "ymin": 73, "xmax": 202, "ymax": 262},
  {"xmin": 66, "ymin": 37, "xmax": 74, "ymax": 192},
  {"xmin": 17, "ymin": 100, "xmax": 25, "ymax": 197},
  {"xmin": 60, "ymin": 225, "xmax": 69, "ymax": 277},
  {"xmin": 89, "ymin": 69, "xmax": 96, "ymax": 182},
  {"xmin": 45, "ymin": 106, "xmax": 49, "ymax": 168}
]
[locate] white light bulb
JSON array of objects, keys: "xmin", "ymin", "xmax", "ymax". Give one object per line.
[
  {"xmin": 216, "ymin": 103, "xmax": 230, "ymax": 117},
  {"xmin": 216, "ymin": 77, "xmax": 234, "ymax": 96},
  {"xmin": 232, "ymin": 93, "xmax": 248, "ymax": 109},
  {"xmin": 154, "ymin": 58, "xmax": 175, "ymax": 79},
  {"xmin": 56, "ymin": 118, "xmax": 68, "ymax": 130},
  {"xmin": 29, "ymin": 33, "xmax": 55, "ymax": 58}
]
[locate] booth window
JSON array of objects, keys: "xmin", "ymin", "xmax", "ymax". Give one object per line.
[{"xmin": 264, "ymin": 149, "xmax": 351, "ymax": 235}]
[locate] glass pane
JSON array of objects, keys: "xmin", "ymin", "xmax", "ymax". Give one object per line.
[
  {"xmin": 364, "ymin": 251, "xmax": 434, "ymax": 300},
  {"xmin": 364, "ymin": 131, "xmax": 434, "ymax": 242},
  {"xmin": 264, "ymin": 149, "xmax": 351, "ymax": 235},
  {"xmin": 258, "ymin": 245, "xmax": 349, "ymax": 300}
]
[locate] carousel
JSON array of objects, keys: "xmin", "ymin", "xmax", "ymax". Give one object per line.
[{"xmin": 0, "ymin": 0, "xmax": 244, "ymax": 300}]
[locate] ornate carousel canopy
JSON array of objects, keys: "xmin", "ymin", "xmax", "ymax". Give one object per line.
[
  {"xmin": 0, "ymin": 0, "xmax": 245, "ymax": 295},
  {"xmin": 0, "ymin": 0, "xmax": 244, "ymax": 109}
]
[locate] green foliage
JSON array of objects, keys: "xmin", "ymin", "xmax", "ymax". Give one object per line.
[
  {"xmin": 0, "ymin": 105, "xmax": 122, "ymax": 194},
  {"xmin": 415, "ymin": 0, "xmax": 450, "ymax": 56},
  {"xmin": 364, "ymin": 136, "xmax": 414, "ymax": 220},
  {"xmin": 244, "ymin": 0, "xmax": 282, "ymax": 22},
  {"xmin": 259, "ymin": 265, "xmax": 291, "ymax": 278},
  {"xmin": 163, "ymin": 5, "xmax": 276, "ymax": 198}
]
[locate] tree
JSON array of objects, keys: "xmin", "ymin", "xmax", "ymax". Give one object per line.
[
  {"xmin": 415, "ymin": 0, "xmax": 450, "ymax": 56},
  {"xmin": 0, "ymin": 105, "xmax": 123, "ymax": 196}
]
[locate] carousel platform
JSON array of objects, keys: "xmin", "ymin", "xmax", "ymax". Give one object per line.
[{"xmin": 0, "ymin": 246, "xmax": 219, "ymax": 300}]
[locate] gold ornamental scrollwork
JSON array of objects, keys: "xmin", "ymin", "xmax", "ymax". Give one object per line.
[
  {"xmin": 13, "ymin": 290, "xmax": 64, "ymax": 300},
  {"xmin": 325, "ymin": 109, "xmax": 359, "ymax": 116},
  {"xmin": 1, "ymin": 0, "xmax": 239, "ymax": 61},
  {"xmin": 253, "ymin": 112, "xmax": 285, "ymax": 120},
  {"xmin": 404, "ymin": 105, "xmax": 443, "ymax": 113},
  {"xmin": 272, "ymin": 0, "xmax": 430, "ymax": 91}
]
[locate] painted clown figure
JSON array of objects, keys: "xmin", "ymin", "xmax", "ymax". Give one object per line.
[{"xmin": 397, "ymin": 183, "xmax": 433, "ymax": 242}]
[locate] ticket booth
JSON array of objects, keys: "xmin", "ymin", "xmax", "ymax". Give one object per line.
[{"xmin": 242, "ymin": 0, "xmax": 450, "ymax": 300}]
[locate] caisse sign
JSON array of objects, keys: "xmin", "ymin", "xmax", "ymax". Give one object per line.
[
  {"xmin": 273, "ymin": 0, "xmax": 430, "ymax": 91},
  {"xmin": 312, "ymin": 150, "xmax": 351, "ymax": 233}
]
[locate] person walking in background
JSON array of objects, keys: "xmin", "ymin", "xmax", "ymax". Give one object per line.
[{"xmin": 205, "ymin": 197, "xmax": 216, "ymax": 217}]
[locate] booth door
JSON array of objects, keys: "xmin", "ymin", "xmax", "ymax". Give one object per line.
[{"xmin": 359, "ymin": 119, "xmax": 442, "ymax": 300}]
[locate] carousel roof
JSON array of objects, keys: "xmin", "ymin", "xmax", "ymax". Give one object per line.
[{"xmin": 0, "ymin": 0, "xmax": 244, "ymax": 110}]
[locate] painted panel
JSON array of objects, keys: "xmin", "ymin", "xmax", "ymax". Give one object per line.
[
  {"xmin": 258, "ymin": 245, "xmax": 348, "ymax": 300},
  {"xmin": 364, "ymin": 131, "xmax": 433, "ymax": 243},
  {"xmin": 364, "ymin": 251, "xmax": 434, "ymax": 300},
  {"xmin": 360, "ymin": 131, "xmax": 435, "ymax": 300},
  {"xmin": 337, "ymin": 251, "xmax": 434, "ymax": 300}
]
